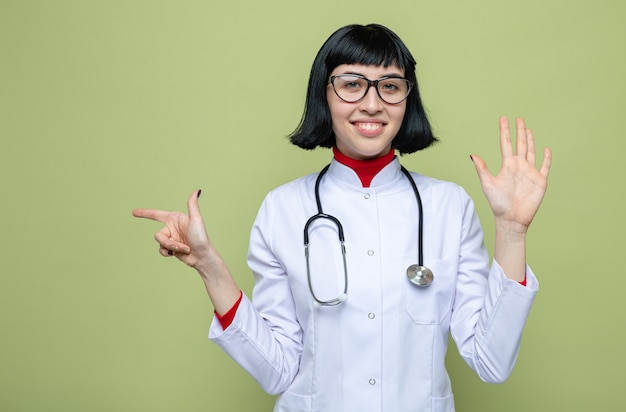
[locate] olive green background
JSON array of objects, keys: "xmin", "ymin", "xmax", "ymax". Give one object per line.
[{"xmin": 1, "ymin": 0, "xmax": 624, "ymax": 411}]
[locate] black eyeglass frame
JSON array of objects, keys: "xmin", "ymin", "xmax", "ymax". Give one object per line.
[{"xmin": 328, "ymin": 74, "xmax": 413, "ymax": 105}]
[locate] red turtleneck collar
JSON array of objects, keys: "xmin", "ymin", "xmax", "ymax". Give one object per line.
[{"xmin": 332, "ymin": 147, "xmax": 396, "ymax": 188}]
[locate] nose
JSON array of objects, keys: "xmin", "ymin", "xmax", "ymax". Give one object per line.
[{"xmin": 358, "ymin": 85, "xmax": 383, "ymax": 113}]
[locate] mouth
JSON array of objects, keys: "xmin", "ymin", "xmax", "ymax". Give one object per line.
[{"xmin": 352, "ymin": 121, "xmax": 385, "ymax": 135}]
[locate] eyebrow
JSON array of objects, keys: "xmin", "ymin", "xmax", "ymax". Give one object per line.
[{"xmin": 340, "ymin": 71, "xmax": 405, "ymax": 79}]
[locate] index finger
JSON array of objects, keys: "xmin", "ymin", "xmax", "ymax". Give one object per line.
[
  {"xmin": 499, "ymin": 116, "xmax": 513, "ymax": 158},
  {"xmin": 132, "ymin": 208, "xmax": 171, "ymax": 223}
]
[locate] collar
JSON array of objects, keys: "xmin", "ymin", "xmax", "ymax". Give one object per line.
[
  {"xmin": 327, "ymin": 154, "xmax": 403, "ymax": 189},
  {"xmin": 332, "ymin": 147, "xmax": 396, "ymax": 188}
]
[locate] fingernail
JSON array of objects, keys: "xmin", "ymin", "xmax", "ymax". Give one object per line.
[{"xmin": 197, "ymin": 189, "xmax": 202, "ymax": 198}]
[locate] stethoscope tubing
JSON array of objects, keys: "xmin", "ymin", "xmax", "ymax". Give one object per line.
[
  {"xmin": 400, "ymin": 165, "xmax": 425, "ymax": 267},
  {"xmin": 304, "ymin": 162, "xmax": 429, "ymax": 306},
  {"xmin": 308, "ymin": 164, "xmax": 424, "ymax": 266}
]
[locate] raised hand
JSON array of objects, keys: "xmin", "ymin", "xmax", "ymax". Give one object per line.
[
  {"xmin": 133, "ymin": 190, "xmax": 241, "ymax": 312},
  {"xmin": 132, "ymin": 190, "xmax": 211, "ymax": 269},
  {"xmin": 470, "ymin": 117, "xmax": 552, "ymax": 235}
]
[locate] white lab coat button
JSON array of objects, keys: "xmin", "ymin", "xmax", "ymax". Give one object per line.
[
  {"xmin": 367, "ymin": 250, "xmax": 374, "ymax": 256},
  {"xmin": 369, "ymin": 379, "xmax": 376, "ymax": 385},
  {"xmin": 368, "ymin": 313, "xmax": 375, "ymax": 319},
  {"xmin": 364, "ymin": 193, "xmax": 371, "ymax": 199}
]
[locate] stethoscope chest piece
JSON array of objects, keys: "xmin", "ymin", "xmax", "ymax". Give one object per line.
[{"xmin": 406, "ymin": 264, "xmax": 434, "ymax": 287}]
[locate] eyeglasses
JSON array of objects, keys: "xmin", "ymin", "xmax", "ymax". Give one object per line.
[{"xmin": 329, "ymin": 74, "xmax": 413, "ymax": 105}]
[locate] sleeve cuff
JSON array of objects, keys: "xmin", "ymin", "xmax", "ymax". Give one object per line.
[{"xmin": 214, "ymin": 290, "xmax": 243, "ymax": 330}]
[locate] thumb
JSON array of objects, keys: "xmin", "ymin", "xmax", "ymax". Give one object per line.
[
  {"xmin": 470, "ymin": 154, "xmax": 490, "ymax": 184},
  {"xmin": 187, "ymin": 189, "xmax": 203, "ymax": 221}
]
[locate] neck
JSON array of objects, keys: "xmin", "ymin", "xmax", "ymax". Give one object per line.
[{"xmin": 332, "ymin": 147, "xmax": 396, "ymax": 188}]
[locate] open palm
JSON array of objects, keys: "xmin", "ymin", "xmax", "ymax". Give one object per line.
[{"xmin": 471, "ymin": 117, "xmax": 552, "ymax": 234}]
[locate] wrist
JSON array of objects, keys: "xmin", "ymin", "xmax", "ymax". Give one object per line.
[
  {"xmin": 195, "ymin": 254, "xmax": 227, "ymax": 282},
  {"xmin": 196, "ymin": 257, "xmax": 241, "ymax": 315},
  {"xmin": 494, "ymin": 219, "xmax": 528, "ymax": 239},
  {"xmin": 493, "ymin": 223, "xmax": 527, "ymax": 283}
]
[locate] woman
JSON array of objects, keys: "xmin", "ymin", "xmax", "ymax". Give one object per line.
[{"xmin": 133, "ymin": 23, "xmax": 551, "ymax": 412}]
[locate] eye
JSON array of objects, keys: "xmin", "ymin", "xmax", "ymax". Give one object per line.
[
  {"xmin": 379, "ymin": 79, "xmax": 407, "ymax": 94},
  {"xmin": 344, "ymin": 81, "xmax": 361, "ymax": 89},
  {"xmin": 338, "ymin": 76, "xmax": 365, "ymax": 90},
  {"xmin": 381, "ymin": 82, "xmax": 399, "ymax": 91}
]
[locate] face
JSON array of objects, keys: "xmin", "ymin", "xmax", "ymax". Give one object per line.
[{"xmin": 327, "ymin": 64, "xmax": 407, "ymax": 160}]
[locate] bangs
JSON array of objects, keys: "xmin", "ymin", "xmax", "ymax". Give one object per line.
[{"xmin": 325, "ymin": 25, "xmax": 415, "ymax": 71}]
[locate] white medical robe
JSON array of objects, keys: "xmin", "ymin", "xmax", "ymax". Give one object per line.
[{"xmin": 209, "ymin": 158, "xmax": 538, "ymax": 412}]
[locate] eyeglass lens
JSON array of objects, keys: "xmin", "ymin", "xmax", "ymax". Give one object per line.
[{"xmin": 330, "ymin": 75, "xmax": 411, "ymax": 104}]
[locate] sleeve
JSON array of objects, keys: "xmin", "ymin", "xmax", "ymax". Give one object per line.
[
  {"xmin": 214, "ymin": 290, "xmax": 243, "ymax": 329},
  {"xmin": 208, "ymin": 192, "xmax": 303, "ymax": 395},
  {"xmin": 450, "ymin": 190, "xmax": 538, "ymax": 384}
]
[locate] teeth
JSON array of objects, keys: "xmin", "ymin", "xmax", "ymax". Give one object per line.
[{"xmin": 356, "ymin": 123, "xmax": 382, "ymax": 131}]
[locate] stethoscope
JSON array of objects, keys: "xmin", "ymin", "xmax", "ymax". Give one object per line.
[{"xmin": 304, "ymin": 163, "xmax": 434, "ymax": 306}]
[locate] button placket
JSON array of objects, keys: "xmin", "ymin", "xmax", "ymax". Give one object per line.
[{"xmin": 355, "ymin": 189, "xmax": 381, "ymax": 397}]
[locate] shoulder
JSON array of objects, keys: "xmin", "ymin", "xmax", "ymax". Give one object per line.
[
  {"xmin": 402, "ymin": 171, "xmax": 477, "ymax": 221},
  {"xmin": 264, "ymin": 173, "xmax": 317, "ymax": 201},
  {"xmin": 255, "ymin": 172, "xmax": 320, "ymax": 219},
  {"xmin": 409, "ymin": 171, "xmax": 471, "ymax": 199},
  {"xmin": 250, "ymin": 172, "xmax": 320, "ymax": 237}
]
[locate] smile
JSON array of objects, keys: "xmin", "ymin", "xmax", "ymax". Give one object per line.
[{"xmin": 353, "ymin": 122, "xmax": 384, "ymax": 132}]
